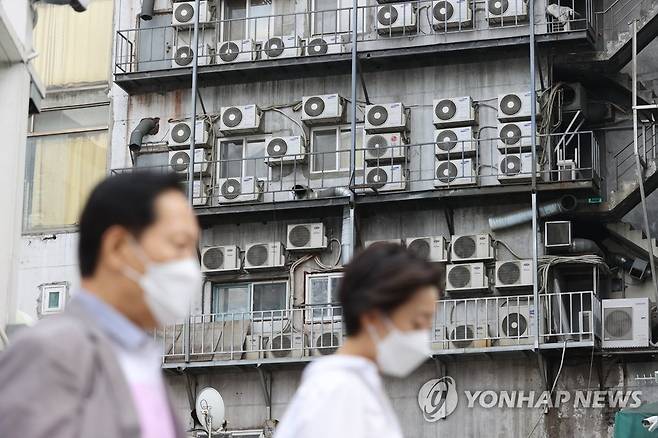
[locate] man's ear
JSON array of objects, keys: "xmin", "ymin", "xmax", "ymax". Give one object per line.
[{"xmin": 100, "ymin": 225, "xmax": 132, "ymax": 273}]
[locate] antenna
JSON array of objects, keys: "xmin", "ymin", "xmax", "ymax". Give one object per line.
[{"xmin": 195, "ymin": 387, "xmax": 226, "ymax": 437}]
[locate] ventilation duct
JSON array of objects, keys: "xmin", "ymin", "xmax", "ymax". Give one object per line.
[
  {"xmin": 140, "ymin": 0, "xmax": 155, "ymax": 20},
  {"xmin": 291, "ymin": 185, "xmax": 351, "ymax": 200},
  {"xmin": 488, "ymin": 195, "xmax": 577, "ymax": 231},
  {"xmin": 128, "ymin": 117, "xmax": 160, "ymax": 152}
]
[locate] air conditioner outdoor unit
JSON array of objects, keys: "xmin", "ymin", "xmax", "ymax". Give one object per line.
[
  {"xmin": 217, "ymin": 39, "xmax": 256, "ymax": 64},
  {"xmin": 168, "ymin": 120, "xmax": 213, "ymax": 148},
  {"xmin": 185, "ymin": 179, "xmax": 210, "ymax": 206},
  {"xmin": 435, "ymin": 127, "xmax": 477, "ymax": 158},
  {"xmin": 446, "ymin": 262, "xmax": 489, "ymax": 293},
  {"xmin": 262, "ymin": 35, "xmax": 303, "ymax": 59},
  {"xmin": 497, "ymin": 152, "xmax": 537, "ymax": 183},
  {"xmin": 365, "ymin": 103, "xmax": 409, "ymax": 133},
  {"xmin": 311, "ymin": 331, "xmax": 342, "ymax": 356},
  {"xmin": 433, "ymin": 96, "xmax": 476, "ymax": 127},
  {"xmin": 602, "ymin": 298, "xmax": 650, "ymax": 348},
  {"xmin": 431, "ymin": 0, "xmax": 473, "ymax": 30},
  {"xmin": 495, "ymin": 259, "xmax": 533, "ymax": 290},
  {"xmin": 362, "ymin": 164, "xmax": 407, "ymax": 192},
  {"xmin": 265, "ymin": 136, "xmax": 305, "ymax": 165},
  {"xmin": 544, "ymin": 221, "xmax": 572, "ymax": 249},
  {"xmin": 497, "ymin": 91, "xmax": 537, "ymax": 122},
  {"xmin": 404, "ymin": 236, "xmax": 448, "ymax": 262},
  {"xmin": 172, "ymin": 38, "xmax": 213, "ymax": 68},
  {"xmin": 287, "ymin": 223, "xmax": 327, "ymax": 251},
  {"xmin": 219, "ymin": 105, "xmax": 262, "ymax": 134},
  {"xmin": 556, "ymin": 159, "xmax": 578, "ymax": 181},
  {"xmin": 498, "ymin": 299, "xmax": 534, "ymax": 345},
  {"xmin": 363, "ymin": 132, "xmax": 407, "ymax": 163},
  {"xmin": 244, "ymin": 334, "xmax": 264, "ymax": 360},
  {"xmin": 306, "ymin": 35, "xmax": 343, "ymax": 56},
  {"xmin": 434, "ymin": 158, "xmax": 477, "ymax": 187},
  {"xmin": 244, "ymin": 242, "xmax": 286, "ymax": 270},
  {"xmin": 376, "ymin": 3, "xmax": 417, "ymax": 34},
  {"xmin": 302, "ymin": 94, "xmax": 345, "ymax": 125},
  {"xmin": 486, "ymin": 0, "xmax": 528, "ymax": 25},
  {"xmin": 450, "ymin": 234, "xmax": 495, "ymax": 262},
  {"xmin": 216, "ymin": 176, "xmax": 262, "ymax": 204},
  {"xmin": 169, "ymin": 149, "xmax": 211, "ymax": 175},
  {"xmin": 172, "ymin": 0, "xmax": 213, "ymax": 26},
  {"xmin": 448, "ymin": 323, "xmax": 490, "ymax": 348},
  {"xmin": 266, "ymin": 332, "xmax": 308, "ymax": 359},
  {"xmin": 201, "ymin": 245, "xmax": 240, "ymax": 273},
  {"xmin": 497, "ymin": 122, "xmax": 537, "ymax": 152},
  {"xmin": 561, "ymin": 82, "xmax": 588, "ymax": 118}
]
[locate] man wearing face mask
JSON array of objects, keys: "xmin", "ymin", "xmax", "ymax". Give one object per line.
[
  {"xmin": 0, "ymin": 173, "xmax": 202, "ymax": 438},
  {"xmin": 274, "ymin": 242, "xmax": 443, "ymax": 438}
]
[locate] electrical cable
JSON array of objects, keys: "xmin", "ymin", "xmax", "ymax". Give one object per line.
[
  {"xmin": 494, "ymin": 239, "xmax": 527, "ymax": 260},
  {"xmin": 264, "ymin": 107, "xmax": 308, "ymax": 145}
]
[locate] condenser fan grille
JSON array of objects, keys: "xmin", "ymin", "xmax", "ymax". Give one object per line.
[
  {"xmin": 488, "ymin": 0, "xmax": 510, "ymax": 15},
  {"xmin": 174, "ymin": 3, "xmax": 195, "ymax": 23},
  {"xmin": 202, "ymin": 248, "xmax": 224, "ymax": 270},
  {"xmin": 270, "ymin": 335, "xmax": 292, "ymax": 357},
  {"xmin": 219, "ymin": 41, "xmax": 240, "ymax": 62},
  {"xmin": 436, "ymin": 130, "xmax": 458, "ymax": 151},
  {"xmin": 316, "ymin": 333, "xmax": 339, "ymax": 355},
  {"xmin": 304, "ymin": 97, "xmax": 325, "ymax": 117},
  {"xmin": 500, "ymin": 124, "xmax": 522, "ymax": 145},
  {"xmin": 448, "ymin": 265, "xmax": 471, "ymax": 289},
  {"xmin": 497, "ymin": 262, "xmax": 520, "ymax": 285},
  {"xmin": 246, "ymin": 245, "xmax": 269, "ymax": 266},
  {"xmin": 407, "ymin": 239, "xmax": 431, "ymax": 260},
  {"xmin": 453, "ymin": 236, "xmax": 476, "ymax": 259},
  {"xmin": 222, "ymin": 107, "xmax": 243, "ymax": 128},
  {"xmin": 267, "ymin": 138, "xmax": 288, "ymax": 157},
  {"xmin": 170, "ymin": 152, "xmax": 190, "ymax": 172},
  {"xmin": 433, "ymin": 1, "xmax": 454, "ymax": 21},
  {"xmin": 289, "ymin": 225, "xmax": 311, "ymax": 247},
  {"xmin": 500, "ymin": 156, "xmax": 522, "ymax": 176},
  {"xmin": 450, "ymin": 325, "xmax": 474, "ymax": 348},
  {"xmin": 220, "ymin": 179, "xmax": 242, "ymax": 199},
  {"xmin": 308, "ymin": 38, "xmax": 329, "ymax": 55},
  {"xmin": 367, "ymin": 105, "xmax": 389, "ymax": 126},
  {"xmin": 436, "ymin": 162, "xmax": 458, "ymax": 183},
  {"xmin": 367, "ymin": 168, "xmax": 389, "ymax": 189},
  {"xmin": 174, "ymin": 46, "xmax": 194, "ymax": 66},
  {"xmin": 435, "ymin": 99, "xmax": 457, "ymax": 120},
  {"xmin": 377, "ymin": 5, "xmax": 398, "ymax": 26},
  {"xmin": 604, "ymin": 308, "xmax": 633, "ymax": 340},
  {"xmin": 171, "ymin": 123, "xmax": 191, "ymax": 143},
  {"xmin": 264, "ymin": 37, "xmax": 285, "ymax": 57},
  {"xmin": 500, "ymin": 93, "xmax": 522, "ymax": 115},
  {"xmin": 501, "ymin": 313, "xmax": 528, "ymax": 337},
  {"xmin": 366, "ymin": 135, "xmax": 390, "ymax": 158}
]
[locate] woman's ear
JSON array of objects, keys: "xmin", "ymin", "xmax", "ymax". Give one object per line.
[{"xmin": 360, "ymin": 311, "xmax": 388, "ymax": 339}]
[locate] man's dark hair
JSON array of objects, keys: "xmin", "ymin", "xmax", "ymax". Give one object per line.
[
  {"xmin": 78, "ymin": 172, "xmax": 185, "ymax": 277},
  {"xmin": 339, "ymin": 242, "xmax": 444, "ymax": 336}
]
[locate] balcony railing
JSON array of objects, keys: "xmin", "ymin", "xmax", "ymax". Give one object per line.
[
  {"xmin": 157, "ymin": 291, "xmax": 601, "ymax": 365},
  {"xmin": 613, "ymin": 123, "xmax": 658, "ymax": 192},
  {"xmin": 115, "ymin": 0, "xmax": 594, "ymax": 74},
  {"xmin": 595, "ymin": 0, "xmax": 656, "ymax": 49}
]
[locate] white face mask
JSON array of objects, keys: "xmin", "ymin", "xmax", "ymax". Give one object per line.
[
  {"xmin": 122, "ymin": 242, "xmax": 202, "ymax": 327},
  {"xmin": 367, "ymin": 317, "xmax": 432, "ymax": 378}
]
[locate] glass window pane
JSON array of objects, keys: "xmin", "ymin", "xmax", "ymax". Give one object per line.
[
  {"xmin": 313, "ymin": 0, "xmax": 338, "ymax": 35},
  {"xmin": 330, "ymin": 276, "xmax": 343, "ymax": 316},
  {"xmin": 24, "ymin": 131, "xmax": 108, "ymax": 231},
  {"xmin": 47, "ymin": 291, "xmax": 60, "ymax": 309},
  {"xmin": 224, "ymin": 0, "xmax": 247, "ymax": 40},
  {"xmin": 310, "ymin": 277, "xmax": 330, "ymax": 318},
  {"xmin": 339, "ymin": 0, "xmax": 365, "ymax": 33},
  {"xmin": 32, "ymin": 106, "xmax": 109, "ymax": 133},
  {"xmin": 339, "ymin": 127, "xmax": 363, "ymax": 170},
  {"xmin": 252, "ymin": 283, "xmax": 287, "ymax": 313},
  {"xmin": 249, "ymin": 0, "xmax": 273, "ymax": 40},
  {"xmin": 312, "ymin": 129, "xmax": 337, "ymax": 172},
  {"xmin": 244, "ymin": 139, "xmax": 267, "ymax": 179},
  {"xmin": 219, "ymin": 140, "xmax": 244, "ymax": 178},
  {"xmin": 213, "ymin": 284, "xmax": 250, "ymax": 315}
]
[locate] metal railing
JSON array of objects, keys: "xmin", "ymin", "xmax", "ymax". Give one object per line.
[
  {"xmin": 595, "ymin": 0, "xmax": 656, "ymax": 50},
  {"xmin": 613, "ymin": 123, "xmax": 658, "ymax": 192}
]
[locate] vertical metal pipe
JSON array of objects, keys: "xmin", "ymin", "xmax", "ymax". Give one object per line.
[
  {"xmin": 529, "ymin": 0, "xmax": 540, "ymax": 350},
  {"xmin": 347, "ymin": 0, "xmax": 358, "ymax": 263},
  {"xmin": 187, "ymin": 0, "xmax": 201, "ymax": 205}
]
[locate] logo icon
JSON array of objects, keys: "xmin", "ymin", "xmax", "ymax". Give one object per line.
[{"xmin": 418, "ymin": 377, "xmax": 458, "ymax": 421}]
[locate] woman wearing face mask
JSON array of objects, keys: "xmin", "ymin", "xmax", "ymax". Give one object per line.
[{"xmin": 274, "ymin": 242, "xmax": 443, "ymax": 438}]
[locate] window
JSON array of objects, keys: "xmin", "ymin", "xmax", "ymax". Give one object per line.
[
  {"xmin": 252, "ymin": 282, "xmax": 287, "ymax": 318},
  {"xmin": 306, "ymin": 273, "xmax": 343, "ymax": 320},
  {"xmin": 218, "ymin": 138, "xmax": 268, "ymax": 180},
  {"xmin": 311, "ymin": 0, "xmax": 366, "ymax": 35},
  {"xmin": 24, "ymin": 105, "xmax": 109, "ymax": 232},
  {"xmin": 310, "ymin": 126, "xmax": 363, "ymax": 173},
  {"xmin": 218, "ymin": 139, "xmax": 244, "ymax": 178},
  {"xmin": 40, "ymin": 284, "xmax": 67, "ymax": 315},
  {"xmin": 222, "ymin": 0, "xmax": 273, "ymax": 41},
  {"xmin": 211, "ymin": 281, "xmax": 288, "ymax": 318}
]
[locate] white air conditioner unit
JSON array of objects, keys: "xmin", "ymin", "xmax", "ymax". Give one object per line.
[
  {"xmin": 302, "ymin": 94, "xmax": 345, "ymax": 125},
  {"xmin": 486, "ymin": 0, "xmax": 528, "ymax": 24},
  {"xmin": 497, "ymin": 152, "xmax": 537, "ymax": 183},
  {"xmin": 244, "ymin": 334, "xmax": 264, "ymax": 360},
  {"xmin": 365, "ymin": 103, "xmax": 409, "ymax": 133},
  {"xmin": 185, "ymin": 179, "xmax": 210, "ymax": 206},
  {"xmin": 362, "ymin": 164, "xmax": 407, "ymax": 192},
  {"xmin": 217, "ymin": 39, "xmax": 256, "ymax": 64},
  {"xmin": 497, "ymin": 122, "xmax": 537, "ymax": 152},
  {"xmin": 168, "ymin": 149, "xmax": 211, "ymax": 175},
  {"xmin": 172, "ymin": 0, "xmax": 213, "ymax": 26},
  {"xmin": 556, "ymin": 159, "xmax": 578, "ymax": 181},
  {"xmin": 498, "ymin": 299, "xmax": 534, "ymax": 346},
  {"xmin": 201, "ymin": 245, "xmax": 240, "ymax": 273},
  {"xmin": 262, "ymin": 35, "xmax": 303, "ymax": 59},
  {"xmin": 376, "ymin": 3, "xmax": 417, "ymax": 34},
  {"xmin": 219, "ymin": 105, "xmax": 262, "ymax": 134},
  {"xmin": 266, "ymin": 332, "xmax": 308, "ymax": 359},
  {"xmin": 287, "ymin": 223, "xmax": 327, "ymax": 251},
  {"xmin": 544, "ymin": 221, "xmax": 572, "ymax": 249},
  {"xmin": 602, "ymin": 298, "xmax": 650, "ymax": 348},
  {"xmin": 265, "ymin": 136, "xmax": 305, "ymax": 165},
  {"xmin": 495, "ymin": 259, "xmax": 533, "ymax": 290},
  {"xmin": 311, "ymin": 331, "xmax": 342, "ymax": 356},
  {"xmin": 172, "ymin": 38, "xmax": 213, "ymax": 68},
  {"xmin": 448, "ymin": 323, "xmax": 489, "ymax": 348},
  {"xmin": 363, "ymin": 132, "xmax": 407, "ymax": 163},
  {"xmin": 216, "ymin": 176, "xmax": 261, "ymax": 204},
  {"xmin": 306, "ymin": 35, "xmax": 343, "ymax": 56},
  {"xmin": 497, "ymin": 91, "xmax": 537, "ymax": 122},
  {"xmin": 434, "ymin": 158, "xmax": 477, "ymax": 187},
  {"xmin": 450, "ymin": 234, "xmax": 494, "ymax": 262},
  {"xmin": 405, "ymin": 236, "xmax": 448, "ymax": 262},
  {"xmin": 433, "ymin": 96, "xmax": 476, "ymax": 127},
  {"xmin": 434, "ymin": 127, "xmax": 476, "ymax": 158},
  {"xmin": 446, "ymin": 262, "xmax": 489, "ymax": 293},
  {"xmin": 431, "ymin": 0, "xmax": 473, "ymax": 30},
  {"xmin": 244, "ymin": 242, "xmax": 286, "ymax": 270},
  {"xmin": 168, "ymin": 120, "xmax": 213, "ymax": 148}
]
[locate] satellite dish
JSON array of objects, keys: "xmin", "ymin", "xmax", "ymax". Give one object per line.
[{"xmin": 195, "ymin": 387, "xmax": 225, "ymax": 435}]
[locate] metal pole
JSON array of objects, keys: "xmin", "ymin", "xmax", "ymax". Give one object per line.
[
  {"xmin": 529, "ymin": 0, "xmax": 540, "ymax": 350},
  {"xmin": 187, "ymin": 0, "xmax": 201, "ymax": 205},
  {"xmin": 348, "ymin": 0, "xmax": 358, "ymax": 262},
  {"xmin": 632, "ymin": 20, "xmax": 658, "ymax": 300}
]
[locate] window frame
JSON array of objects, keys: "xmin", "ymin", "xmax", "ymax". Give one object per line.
[
  {"xmin": 219, "ymin": 0, "xmax": 275, "ymax": 41},
  {"xmin": 40, "ymin": 283, "xmax": 68, "ymax": 315},
  {"xmin": 216, "ymin": 135, "xmax": 268, "ymax": 182},
  {"xmin": 309, "ymin": 124, "xmax": 363, "ymax": 175},
  {"xmin": 305, "ymin": 272, "xmax": 343, "ymax": 322},
  {"xmin": 310, "ymin": 0, "xmax": 367, "ymax": 36},
  {"xmin": 211, "ymin": 280, "xmax": 289, "ymax": 319}
]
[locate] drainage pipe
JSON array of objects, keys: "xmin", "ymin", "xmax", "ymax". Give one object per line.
[{"xmin": 128, "ymin": 117, "xmax": 159, "ymax": 152}]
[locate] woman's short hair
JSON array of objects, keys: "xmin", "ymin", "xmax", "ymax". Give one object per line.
[{"xmin": 338, "ymin": 242, "xmax": 444, "ymax": 336}]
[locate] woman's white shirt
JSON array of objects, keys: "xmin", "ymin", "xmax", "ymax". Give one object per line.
[{"xmin": 274, "ymin": 355, "xmax": 404, "ymax": 438}]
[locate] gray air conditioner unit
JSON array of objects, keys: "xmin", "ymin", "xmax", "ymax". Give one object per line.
[
  {"xmin": 172, "ymin": 38, "xmax": 213, "ymax": 68},
  {"xmin": 497, "ymin": 122, "xmax": 537, "ymax": 152},
  {"xmin": 216, "ymin": 176, "xmax": 262, "ymax": 204},
  {"xmin": 498, "ymin": 299, "xmax": 534, "ymax": 345},
  {"xmin": 201, "ymin": 245, "xmax": 240, "ymax": 273},
  {"xmin": 217, "ymin": 39, "xmax": 256, "ymax": 64},
  {"xmin": 262, "ymin": 35, "xmax": 303, "ymax": 59},
  {"xmin": 169, "ymin": 149, "xmax": 211, "ymax": 175},
  {"xmin": 244, "ymin": 242, "xmax": 286, "ymax": 270},
  {"xmin": 363, "ymin": 132, "xmax": 407, "ymax": 163},
  {"xmin": 172, "ymin": 0, "xmax": 213, "ymax": 26},
  {"xmin": 561, "ymin": 82, "xmax": 589, "ymax": 118},
  {"xmin": 446, "ymin": 262, "xmax": 489, "ymax": 293},
  {"xmin": 306, "ymin": 35, "xmax": 344, "ymax": 56},
  {"xmin": 287, "ymin": 223, "xmax": 327, "ymax": 251},
  {"xmin": 405, "ymin": 236, "xmax": 448, "ymax": 262},
  {"xmin": 362, "ymin": 164, "xmax": 407, "ymax": 192},
  {"xmin": 544, "ymin": 221, "xmax": 571, "ymax": 249},
  {"xmin": 365, "ymin": 103, "xmax": 409, "ymax": 133},
  {"xmin": 486, "ymin": 0, "xmax": 528, "ymax": 24},
  {"xmin": 497, "ymin": 91, "xmax": 537, "ymax": 122},
  {"xmin": 450, "ymin": 233, "xmax": 495, "ymax": 262},
  {"xmin": 602, "ymin": 298, "xmax": 650, "ymax": 348},
  {"xmin": 265, "ymin": 136, "xmax": 305, "ymax": 165},
  {"xmin": 312, "ymin": 331, "xmax": 341, "ymax": 356},
  {"xmin": 435, "ymin": 127, "xmax": 476, "ymax": 158},
  {"xmin": 266, "ymin": 332, "xmax": 308, "ymax": 359},
  {"xmin": 497, "ymin": 152, "xmax": 537, "ymax": 184},
  {"xmin": 433, "ymin": 96, "xmax": 476, "ymax": 127},
  {"xmin": 448, "ymin": 323, "xmax": 489, "ymax": 349},
  {"xmin": 376, "ymin": 3, "xmax": 417, "ymax": 34},
  {"xmin": 302, "ymin": 94, "xmax": 345, "ymax": 125},
  {"xmin": 219, "ymin": 105, "xmax": 262, "ymax": 134},
  {"xmin": 434, "ymin": 158, "xmax": 477, "ymax": 188},
  {"xmin": 168, "ymin": 120, "xmax": 213, "ymax": 148},
  {"xmin": 495, "ymin": 259, "xmax": 533, "ymax": 290},
  {"xmin": 431, "ymin": 0, "xmax": 473, "ymax": 30}
]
